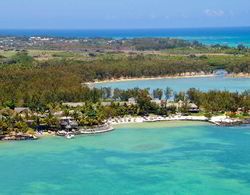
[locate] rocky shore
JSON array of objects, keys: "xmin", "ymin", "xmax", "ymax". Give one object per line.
[
  {"xmin": 209, "ymin": 116, "xmax": 250, "ymax": 126},
  {"xmin": 0, "ymin": 133, "xmax": 38, "ymax": 141},
  {"xmin": 242, "ymin": 118, "xmax": 250, "ymax": 125}
]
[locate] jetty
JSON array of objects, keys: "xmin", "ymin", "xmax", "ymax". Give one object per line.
[{"xmin": 56, "ymin": 124, "xmax": 114, "ymax": 137}]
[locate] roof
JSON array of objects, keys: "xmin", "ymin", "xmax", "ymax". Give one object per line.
[
  {"xmin": 101, "ymin": 102, "xmax": 112, "ymax": 106},
  {"xmin": 150, "ymin": 99, "xmax": 164, "ymax": 104},
  {"xmin": 53, "ymin": 111, "xmax": 64, "ymax": 117},
  {"xmin": 60, "ymin": 116, "xmax": 73, "ymax": 120},
  {"xmin": 14, "ymin": 107, "xmax": 30, "ymax": 114},
  {"xmin": 188, "ymin": 103, "xmax": 198, "ymax": 108},
  {"xmin": 128, "ymin": 98, "xmax": 136, "ymax": 102},
  {"xmin": 62, "ymin": 102, "xmax": 85, "ymax": 107}
]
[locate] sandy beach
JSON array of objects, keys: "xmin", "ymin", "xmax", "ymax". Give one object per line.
[
  {"xmin": 107, "ymin": 115, "xmax": 242, "ymax": 126},
  {"xmin": 227, "ymin": 73, "xmax": 250, "ymax": 78},
  {"xmin": 85, "ymin": 72, "xmax": 215, "ymax": 85}
]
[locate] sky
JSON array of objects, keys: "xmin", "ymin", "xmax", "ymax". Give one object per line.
[{"xmin": 0, "ymin": 0, "xmax": 250, "ymax": 29}]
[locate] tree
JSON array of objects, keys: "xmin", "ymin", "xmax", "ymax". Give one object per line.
[
  {"xmin": 187, "ymin": 88, "xmax": 202, "ymax": 106},
  {"xmin": 165, "ymin": 87, "xmax": 173, "ymax": 100},
  {"xmin": 167, "ymin": 105, "xmax": 177, "ymax": 114},
  {"xmin": 86, "ymin": 88, "xmax": 102, "ymax": 103},
  {"xmin": 101, "ymin": 87, "xmax": 112, "ymax": 99},
  {"xmin": 175, "ymin": 91, "xmax": 186, "ymax": 102},
  {"xmin": 153, "ymin": 88, "xmax": 163, "ymax": 100},
  {"xmin": 11, "ymin": 51, "xmax": 33, "ymax": 65},
  {"xmin": 0, "ymin": 120, "xmax": 9, "ymax": 134},
  {"xmin": 15, "ymin": 121, "xmax": 29, "ymax": 133},
  {"xmin": 3, "ymin": 100, "xmax": 16, "ymax": 110},
  {"xmin": 43, "ymin": 113, "xmax": 59, "ymax": 129},
  {"xmin": 237, "ymin": 44, "xmax": 246, "ymax": 51},
  {"xmin": 136, "ymin": 90, "xmax": 152, "ymax": 115}
]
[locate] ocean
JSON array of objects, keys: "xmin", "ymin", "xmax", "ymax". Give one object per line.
[
  {"xmin": 1, "ymin": 122, "xmax": 250, "ymax": 194},
  {"xmin": 1, "ymin": 27, "xmax": 250, "ymax": 195},
  {"xmin": 0, "ymin": 27, "xmax": 250, "ymax": 46}
]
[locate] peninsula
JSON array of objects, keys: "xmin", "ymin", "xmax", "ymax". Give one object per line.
[{"xmin": 0, "ymin": 37, "xmax": 249, "ymax": 140}]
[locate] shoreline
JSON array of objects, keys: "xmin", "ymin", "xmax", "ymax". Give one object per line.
[
  {"xmin": 227, "ymin": 73, "xmax": 250, "ymax": 78},
  {"xmin": 1, "ymin": 115, "xmax": 247, "ymax": 141},
  {"xmin": 85, "ymin": 72, "xmax": 250, "ymax": 85},
  {"xmin": 107, "ymin": 115, "xmax": 245, "ymax": 127},
  {"xmin": 85, "ymin": 73, "xmax": 215, "ymax": 85}
]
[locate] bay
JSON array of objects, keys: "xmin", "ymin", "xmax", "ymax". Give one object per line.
[{"xmin": 1, "ymin": 122, "xmax": 250, "ymax": 194}]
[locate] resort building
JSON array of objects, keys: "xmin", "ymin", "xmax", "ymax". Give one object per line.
[
  {"xmin": 14, "ymin": 107, "xmax": 30, "ymax": 114},
  {"xmin": 59, "ymin": 116, "xmax": 78, "ymax": 130},
  {"xmin": 62, "ymin": 102, "xmax": 85, "ymax": 107},
  {"xmin": 100, "ymin": 102, "xmax": 112, "ymax": 106},
  {"xmin": 188, "ymin": 103, "xmax": 200, "ymax": 113},
  {"xmin": 128, "ymin": 98, "xmax": 137, "ymax": 105},
  {"xmin": 14, "ymin": 107, "xmax": 31, "ymax": 117}
]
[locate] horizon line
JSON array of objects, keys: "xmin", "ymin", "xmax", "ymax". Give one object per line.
[{"xmin": 0, "ymin": 26, "xmax": 250, "ymax": 31}]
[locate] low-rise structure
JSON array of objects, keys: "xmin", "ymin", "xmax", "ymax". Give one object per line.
[
  {"xmin": 188, "ymin": 103, "xmax": 200, "ymax": 113},
  {"xmin": 14, "ymin": 107, "xmax": 30, "ymax": 114},
  {"xmin": 128, "ymin": 98, "xmax": 137, "ymax": 105},
  {"xmin": 62, "ymin": 102, "xmax": 85, "ymax": 107},
  {"xmin": 59, "ymin": 116, "xmax": 78, "ymax": 130}
]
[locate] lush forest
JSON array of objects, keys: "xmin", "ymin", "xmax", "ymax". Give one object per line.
[
  {"xmin": 0, "ymin": 49, "xmax": 250, "ymax": 107},
  {"xmin": 0, "ymin": 36, "xmax": 250, "ymax": 109},
  {"xmin": 0, "ymin": 46, "xmax": 249, "ymax": 136},
  {"xmin": 102, "ymin": 87, "xmax": 250, "ymax": 115},
  {"xmin": 0, "ymin": 87, "xmax": 249, "ymax": 136}
]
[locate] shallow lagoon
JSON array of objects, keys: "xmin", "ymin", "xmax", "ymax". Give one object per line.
[
  {"xmin": 95, "ymin": 76, "xmax": 250, "ymax": 92},
  {"xmin": 1, "ymin": 121, "xmax": 250, "ymax": 194}
]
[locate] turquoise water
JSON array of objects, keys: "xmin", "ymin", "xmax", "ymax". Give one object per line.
[
  {"xmin": 1, "ymin": 121, "xmax": 250, "ymax": 194},
  {"xmin": 96, "ymin": 76, "xmax": 250, "ymax": 92},
  {"xmin": 0, "ymin": 27, "xmax": 250, "ymax": 46}
]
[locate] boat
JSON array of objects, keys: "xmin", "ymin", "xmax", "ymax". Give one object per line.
[{"xmin": 65, "ymin": 133, "xmax": 75, "ymax": 139}]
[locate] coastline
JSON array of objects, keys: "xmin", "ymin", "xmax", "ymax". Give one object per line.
[
  {"xmin": 85, "ymin": 72, "xmax": 250, "ymax": 86},
  {"xmin": 227, "ymin": 73, "xmax": 250, "ymax": 78},
  {"xmin": 107, "ymin": 115, "xmax": 244, "ymax": 127},
  {"xmin": 1, "ymin": 115, "xmax": 247, "ymax": 141},
  {"xmin": 85, "ymin": 72, "xmax": 215, "ymax": 85}
]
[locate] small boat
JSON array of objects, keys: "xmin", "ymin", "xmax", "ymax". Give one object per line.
[{"xmin": 65, "ymin": 133, "xmax": 75, "ymax": 139}]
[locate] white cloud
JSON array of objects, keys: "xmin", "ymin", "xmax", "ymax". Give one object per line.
[{"xmin": 204, "ymin": 9, "xmax": 225, "ymax": 17}]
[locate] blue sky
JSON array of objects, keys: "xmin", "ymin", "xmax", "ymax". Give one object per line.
[{"xmin": 0, "ymin": 0, "xmax": 250, "ymax": 29}]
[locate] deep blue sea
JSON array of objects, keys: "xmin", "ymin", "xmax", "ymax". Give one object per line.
[{"xmin": 0, "ymin": 27, "xmax": 250, "ymax": 46}]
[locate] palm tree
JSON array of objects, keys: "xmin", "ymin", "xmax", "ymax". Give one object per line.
[{"xmin": 0, "ymin": 120, "xmax": 8, "ymax": 135}]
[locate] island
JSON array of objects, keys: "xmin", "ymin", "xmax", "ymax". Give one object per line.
[{"xmin": 0, "ymin": 37, "xmax": 249, "ymax": 140}]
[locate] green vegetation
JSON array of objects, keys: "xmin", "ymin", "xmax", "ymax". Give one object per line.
[
  {"xmin": 0, "ymin": 49, "xmax": 250, "ymax": 107},
  {"xmin": 0, "ymin": 37, "xmax": 249, "ymax": 139},
  {"xmin": 0, "ymin": 87, "xmax": 249, "ymax": 138}
]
